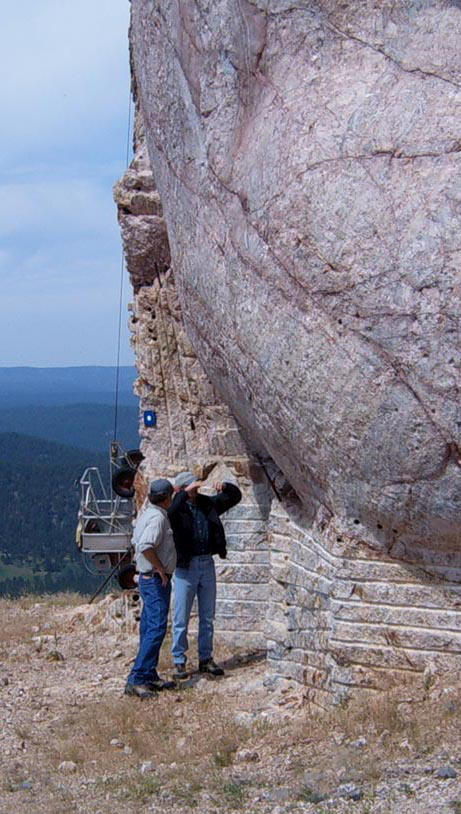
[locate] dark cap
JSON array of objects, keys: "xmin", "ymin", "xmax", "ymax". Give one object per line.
[{"xmin": 149, "ymin": 478, "xmax": 173, "ymax": 498}]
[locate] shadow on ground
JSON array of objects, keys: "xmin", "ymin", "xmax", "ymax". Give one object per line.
[{"xmin": 177, "ymin": 649, "xmax": 267, "ymax": 688}]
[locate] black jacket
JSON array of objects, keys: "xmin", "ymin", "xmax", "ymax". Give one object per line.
[{"xmin": 168, "ymin": 482, "xmax": 242, "ymax": 568}]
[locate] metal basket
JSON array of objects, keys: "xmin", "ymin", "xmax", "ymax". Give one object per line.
[{"xmin": 78, "ymin": 466, "xmax": 134, "ymax": 553}]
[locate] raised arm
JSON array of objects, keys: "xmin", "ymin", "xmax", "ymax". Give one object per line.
[
  {"xmin": 167, "ymin": 488, "xmax": 189, "ymax": 518},
  {"xmin": 210, "ymin": 482, "xmax": 242, "ymax": 516}
]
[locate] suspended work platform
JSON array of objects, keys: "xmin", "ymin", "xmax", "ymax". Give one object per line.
[{"xmin": 77, "ymin": 465, "xmax": 134, "ymax": 554}]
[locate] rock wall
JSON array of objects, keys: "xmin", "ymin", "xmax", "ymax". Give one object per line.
[
  {"xmin": 267, "ymin": 497, "xmax": 461, "ymax": 702},
  {"xmin": 118, "ymin": 1, "xmax": 461, "ymax": 703},
  {"xmin": 115, "ymin": 109, "xmax": 271, "ymax": 650}
]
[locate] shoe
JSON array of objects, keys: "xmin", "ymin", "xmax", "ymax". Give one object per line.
[
  {"xmin": 172, "ymin": 663, "xmax": 188, "ymax": 680},
  {"xmin": 199, "ymin": 659, "xmax": 224, "ymax": 676},
  {"xmin": 148, "ymin": 678, "xmax": 177, "ymax": 691},
  {"xmin": 124, "ymin": 683, "xmax": 156, "ymax": 699}
]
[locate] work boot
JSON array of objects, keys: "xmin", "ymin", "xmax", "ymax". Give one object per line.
[
  {"xmin": 124, "ymin": 683, "xmax": 156, "ymax": 699},
  {"xmin": 199, "ymin": 659, "xmax": 224, "ymax": 677},
  {"xmin": 148, "ymin": 677, "xmax": 177, "ymax": 691},
  {"xmin": 172, "ymin": 663, "xmax": 188, "ymax": 680}
]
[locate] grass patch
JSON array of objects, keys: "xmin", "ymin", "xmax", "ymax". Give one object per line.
[
  {"xmin": 0, "ymin": 593, "xmax": 86, "ymax": 649},
  {"xmin": 0, "ymin": 592, "xmax": 85, "ymax": 610},
  {"xmin": 220, "ymin": 779, "xmax": 247, "ymax": 808},
  {"xmin": 0, "ymin": 604, "xmax": 36, "ymax": 646},
  {"xmin": 1, "ymin": 775, "xmax": 18, "ymax": 793},
  {"xmin": 54, "ymin": 741, "xmax": 85, "ymax": 767},
  {"xmin": 120, "ymin": 774, "xmax": 161, "ymax": 802},
  {"xmin": 213, "ymin": 735, "xmax": 239, "ymax": 767},
  {"xmin": 297, "ymin": 785, "xmax": 326, "ymax": 804},
  {"xmin": 46, "ymin": 690, "xmax": 254, "ymax": 775},
  {"xmin": 22, "ymin": 591, "xmax": 86, "ymax": 609},
  {"xmin": 172, "ymin": 778, "xmax": 203, "ymax": 808}
]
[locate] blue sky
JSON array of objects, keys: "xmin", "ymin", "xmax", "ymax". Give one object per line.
[{"xmin": 0, "ymin": 1, "xmax": 134, "ymax": 366}]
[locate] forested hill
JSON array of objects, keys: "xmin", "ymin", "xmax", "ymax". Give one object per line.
[
  {"xmin": 0, "ymin": 433, "xmax": 109, "ymax": 596},
  {"xmin": 0, "ymin": 366, "xmax": 140, "ymax": 451},
  {"xmin": 0, "ymin": 366, "xmax": 138, "ymax": 406},
  {"xmin": 0, "ymin": 403, "xmax": 139, "ymax": 451}
]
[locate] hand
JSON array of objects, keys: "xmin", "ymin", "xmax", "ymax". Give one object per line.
[
  {"xmin": 157, "ymin": 567, "xmax": 168, "ymax": 587},
  {"xmin": 214, "ymin": 481, "xmax": 224, "ymax": 493},
  {"xmin": 185, "ymin": 480, "xmax": 203, "ymax": 493}
]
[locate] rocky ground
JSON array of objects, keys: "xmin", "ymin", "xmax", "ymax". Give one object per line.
[{"xmin": 1, "ymin": 593, "xmax": 461, "ymax": 814}]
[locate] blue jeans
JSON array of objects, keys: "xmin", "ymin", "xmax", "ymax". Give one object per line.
[
  {"xmin": 127, "ymin": 573, "xmax": 171, "ymax": 685},
  {"xmin": 172, "ymin": 555, "xmax": 216, "ymax": 665}
]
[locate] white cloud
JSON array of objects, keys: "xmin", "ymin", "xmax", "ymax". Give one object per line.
[
  {"xmin": 0, "ymin": 0, "xmax": 131, "ymax": 165},
  {"xmin": 0, "ymin": 252, "xmax": 133, "ymax": 366},
  {"xmin": 0, "ymin": 173, "xmax": 119, "ymax": 239},
  {"xmin": 0, "ymin": 1, "xmax": 135, "ymax": 365}
]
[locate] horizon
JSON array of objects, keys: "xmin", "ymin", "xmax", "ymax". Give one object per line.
[
  {"xmin": 0, "ymin": 1, "xmax": 134, "ymax": 368},
  {"xmin": 0, "ymin": 363, "xmax": 136, "ymax": 369}
]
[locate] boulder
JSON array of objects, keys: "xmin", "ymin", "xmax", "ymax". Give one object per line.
[
  {"xmin": 122, "ymin": 1, "xmax": 461, "ymax": 700},
  {"xmin": 129, "ymin": 0, "xmax": 461, "ymax": 560}
]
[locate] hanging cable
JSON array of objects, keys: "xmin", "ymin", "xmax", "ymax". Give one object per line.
[{"xmin": 113, "ymin": 89, "xmax": 133, "ymax": 441}]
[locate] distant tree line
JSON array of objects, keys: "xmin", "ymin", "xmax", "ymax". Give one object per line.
[
  {"xmin": 0, "ymin": 567, "xmax": 104, "ymax": 598},
  {"xmin": 0, "ymin": 403, "xmax": 139, "ymax": 451},
  {"xmin": 0, "ymin": 432, "xmax": 117, "ymax": 597}
]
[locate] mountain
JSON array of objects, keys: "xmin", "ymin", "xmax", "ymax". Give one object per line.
[
  {"xmin": 0, "ymin": 366, "xmax": 138, "ymax": 406},
  {"xmin": 0, "ymin": 403, "xmax": 139, "ymax": 451},
  {"xmin": 0, "ymin": 366, "xmax": 140, "ymax": 451},
  {"xmin": 0, "ymin": 432, "xmax": 117, "ymax": 597}
]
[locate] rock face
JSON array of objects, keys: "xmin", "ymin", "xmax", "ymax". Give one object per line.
[
  {"xmin": 115, "ymin": 108, "xmax": 272, "ymax": 651},
  {"xmin": 119, "ymin": 1, "xmax": 461, "ymax": 702}
]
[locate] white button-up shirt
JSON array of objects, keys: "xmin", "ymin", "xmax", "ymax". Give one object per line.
[{"xmin": 132, "ymin": 503, "xmax": 176, "ymax": 575}]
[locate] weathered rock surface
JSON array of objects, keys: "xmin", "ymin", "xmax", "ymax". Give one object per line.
[
  {"xmin": 130, "ymin": 0, "xmax": 461, "ymax": 555},
  {"xmin": 115, "ymin": 109, "xmax": 271, "ymax": 651},
  {"xmin": 119, "ymin": 0, "xmax": 461, "ymax": 701}
]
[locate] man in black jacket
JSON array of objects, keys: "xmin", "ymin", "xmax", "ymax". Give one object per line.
[{"xmin": 168, "ymin": 472, "xmax": 242, "ymax": 679}]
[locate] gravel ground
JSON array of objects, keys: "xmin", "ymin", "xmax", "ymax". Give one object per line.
[{"xmin": 1, "ymin": 594, "xmax": 461, "ymax": 813}]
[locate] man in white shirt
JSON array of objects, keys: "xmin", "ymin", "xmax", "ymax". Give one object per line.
[{"xmin": 125, "ymin": 478, "xmax": 176, "ymax": 699}]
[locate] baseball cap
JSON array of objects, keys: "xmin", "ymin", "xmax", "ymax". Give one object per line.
[
  {"xmin": 174, "ymin": 471, "xmax": 195, "ymax": 488},
  {"xmin": 149, "ymin": 478, "xmax": 173, "ymax": 498}
]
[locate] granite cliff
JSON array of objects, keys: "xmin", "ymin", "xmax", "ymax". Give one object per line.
[{"xmin": 116, "ymin": 0, "xmax": 461, "ymax": 704}]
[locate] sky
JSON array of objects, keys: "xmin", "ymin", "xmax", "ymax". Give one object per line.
[{"xmin": 0, "ymin": 0, "xmax": 135, "ymax": 366}]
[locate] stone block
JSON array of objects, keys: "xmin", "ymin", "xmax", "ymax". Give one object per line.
[
  {"xmin": 215, "ymin": 564, "xmax": 271, "ymax": 584},
  {"xmin": 217, "ymin": 583, "xmax": 269, "ymax": 601}
]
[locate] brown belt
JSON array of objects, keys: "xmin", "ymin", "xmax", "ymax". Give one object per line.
[{"xmin": 141, "ymin": 570, "xmax": 172, "ymax": 579}]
